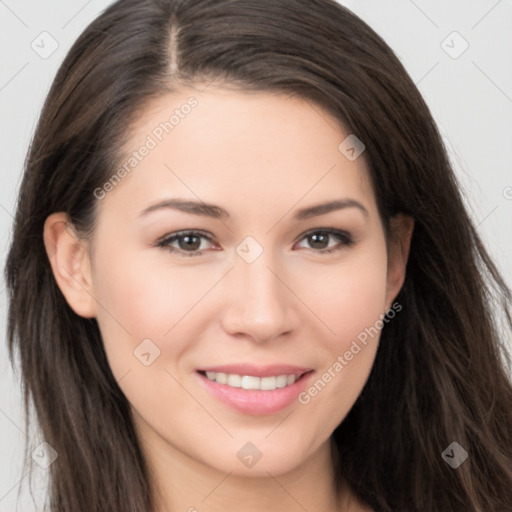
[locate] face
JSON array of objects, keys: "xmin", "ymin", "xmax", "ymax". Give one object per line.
[{"xmin": 46, "ymin": 85, "xmax": 411, "ymax": 478}]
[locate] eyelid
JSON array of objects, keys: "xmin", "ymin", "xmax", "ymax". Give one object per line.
[{"xmin": 156, "ymin": 229, "xmax": 213, "ymax": 244}]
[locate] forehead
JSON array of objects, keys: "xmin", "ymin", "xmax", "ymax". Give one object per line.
[{"xmin": 96, "ymin": 85, "xmax": 376, "ymax": 224}]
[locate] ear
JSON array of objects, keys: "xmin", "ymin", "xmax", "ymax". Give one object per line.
[
  {"xmin": 43, "ymin": 212, "xmax": 97, "ymax": 318},
  {"xmin": 385, "ymin": 213, "xmax": 414, "ymax": 308}
]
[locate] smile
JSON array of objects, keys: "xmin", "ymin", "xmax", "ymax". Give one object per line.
[
  {"xmin": 203, "ymin": 371, "xmax": 297, "ymax": 391},
  {"xmin": 196, "ymin": 366, "xmax": 314, "ymax": 415}
]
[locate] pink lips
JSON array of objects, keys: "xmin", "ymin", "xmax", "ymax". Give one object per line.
[{"xmin": 196, "ymin": 364, "xmax": 314, "ymax": 415}]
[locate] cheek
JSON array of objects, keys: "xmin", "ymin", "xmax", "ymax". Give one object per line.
[
  {"xmin": 92, "ymin": 251, "xmax": 217, "ymax": 361},
  {"xmin": 303, "ymin": 238, "xmax": 389, "ymax": 353},
  {"xmin": 90, "ymin": 249, "xmax": 215, "ymax": 436},
  {"xmin": 293, "ymin": 239, "xmax": 389, "ymax": 432}
]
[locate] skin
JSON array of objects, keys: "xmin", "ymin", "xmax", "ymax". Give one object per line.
[{"xmin": 44, "ymin": 84, "xmax": 413, "ymax": 512}]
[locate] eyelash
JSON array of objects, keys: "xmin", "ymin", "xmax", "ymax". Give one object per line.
[{"xmin": 155, "ymin": 229, "xmax": 355, "ymax": 257}]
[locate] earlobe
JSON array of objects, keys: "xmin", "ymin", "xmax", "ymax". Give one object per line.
[
  {"xmin": 43, "ymin": 212, "xmax": 97, "ymax": 318},
  {"xmin": 385, "ymin": 213, "xmax": 414, "ymax": 308}
]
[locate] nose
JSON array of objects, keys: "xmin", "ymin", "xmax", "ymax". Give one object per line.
[{"xmin": 220, "ymin": 246, "xmax": 299, "ymax": 344}]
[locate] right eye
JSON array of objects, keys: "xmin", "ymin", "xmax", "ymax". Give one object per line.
[{"xmin": 155, "ymin": 230, "xmax": 218, "ymax": 257}]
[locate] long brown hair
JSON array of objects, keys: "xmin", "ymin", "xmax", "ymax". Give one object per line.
[{"xmin": 5, "ymin": 0, "xmax": 512, "ymax": 510}]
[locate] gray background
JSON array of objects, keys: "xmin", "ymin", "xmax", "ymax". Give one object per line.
[{"xmin": 1, "ymin": 0, "xmax": 511, "ymax": 510}]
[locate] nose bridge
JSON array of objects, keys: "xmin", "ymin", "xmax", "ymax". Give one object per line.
[
  {"xmin": 221, "ymin": 236, "xmax": 296, "ymax": 342},
  {"xmin": 240, "ymin": 252, "xmax": 283, "ymax": 307}
]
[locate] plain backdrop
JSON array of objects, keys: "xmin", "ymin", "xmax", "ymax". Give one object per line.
[{"xmin": 1, "ymin": 0, "xmax": 511, "ymax": 510}]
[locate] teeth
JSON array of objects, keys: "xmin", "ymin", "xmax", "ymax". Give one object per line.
[
  {"xmin": 203, "ymin": 371, "xmax": 298, "ymax": 390},
  {"xmin": 276, "ymin": 375, "xmax": 287, "ymax": 388},
  {"xmin": 227, "ymin": 374, "xmax": 242, "ymax": 387},
  {"xmin": 215, "ymin": 372, "xmax": 227, "ymax": 384},
  {"xmin": 241, "ymin": 375, "xmax": 260, "ymax": 390},
  {"xmin": 260, "ymin": 376, "xmax": 277, "ymax": 390}
]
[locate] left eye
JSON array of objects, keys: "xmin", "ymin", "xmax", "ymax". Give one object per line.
[
  {"xmin": 295, "ymin": 229, "xmax": 353, "ymax": 254},
  {"xmin": 155, "ymin": 229, "xmax": 353, "ymax": 257}
]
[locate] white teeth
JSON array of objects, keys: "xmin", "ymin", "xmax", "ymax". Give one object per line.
[
  {"xmin": 216, "ymin": 372, "xmax": 227, "ymax": 384},
  {"xmin": 227, "ymin": 374, "xmax": 242, "ymax": 387},
  {"xmin": 241, "ymin": 376, "xmax": 260, "ymax": 390},
  {"xmin": 260, "ymin": 376, "xmax": 277, "ymax": 390},
  {"xmin": 203, "ymin": 371, "xmax": 299, "ymax": 390},
  {"xmin": 276, "ymin": 375, "xmax": 288, "ymax": 388}
]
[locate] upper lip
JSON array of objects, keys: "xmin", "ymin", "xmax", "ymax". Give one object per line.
[{"xmin": 196, "ymin": 364, "xmax": 313, "ymax": 378}]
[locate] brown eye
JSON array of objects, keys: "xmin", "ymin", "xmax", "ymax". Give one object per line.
[
  {"xmin": 174, "ymin": 234, "xmax": 202, "ymax": 251},
  {"xmin": 295, "ymin": 229, "xmax": 354, "ymax": 254},
  {"xmin": 156, "ymin": 231, "xmax": 215, "ymax": 257},
  {"xmin": 307, "ymin": 232, "xmax": 331, "ymax": 249}
]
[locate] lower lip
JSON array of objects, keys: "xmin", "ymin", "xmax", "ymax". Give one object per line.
[{"xmin": 197, "ymin": 371, "xmax": 314, "ymax": 415}]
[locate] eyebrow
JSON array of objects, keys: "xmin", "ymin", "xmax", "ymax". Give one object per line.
[{"xmin": 138, "ymin": 198, "xmax": 369, "ymax": 220}]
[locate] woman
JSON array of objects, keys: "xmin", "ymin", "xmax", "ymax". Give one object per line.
[{"xmin": 5, "ymin": 0, "xmax": 512, "ymax": 510}]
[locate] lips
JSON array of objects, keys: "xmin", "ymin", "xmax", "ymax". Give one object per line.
[{"xmin": 196, "ymin": 364, "xmax": 314, "ymax": 415}]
